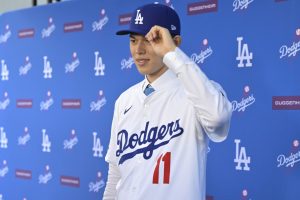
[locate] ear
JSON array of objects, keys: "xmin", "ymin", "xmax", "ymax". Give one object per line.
[{"xmin": 173, "ymin": 35, "xmax": 182, "ymax": 47}]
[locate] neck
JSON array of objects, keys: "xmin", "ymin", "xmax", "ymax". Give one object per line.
[{"xmin": 146, "ymin": 65, "xmax": 168, "ymax": 83}]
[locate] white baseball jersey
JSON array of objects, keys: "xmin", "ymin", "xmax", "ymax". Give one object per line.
[{"xmin": 105, "ymin": 47, "xmax": 232, "ymax": 200}]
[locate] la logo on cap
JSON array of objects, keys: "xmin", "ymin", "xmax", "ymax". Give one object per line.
[{"xmin": 135, "ymin": 9, "xmax": 143, "ymax": 24}]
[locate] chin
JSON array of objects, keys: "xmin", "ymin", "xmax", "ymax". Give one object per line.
[{"xmin": 136, "ymin": 67, "xmax": 150, "ymax": 75}]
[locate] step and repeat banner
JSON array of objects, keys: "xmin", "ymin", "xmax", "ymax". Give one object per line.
[{"xmin": 0, "ymin": 0, "xmax": 299, "ymax": 199}]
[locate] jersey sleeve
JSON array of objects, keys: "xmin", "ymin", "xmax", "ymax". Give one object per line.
[
  {"xmin": 105, "ymin": 98, "xmax": 120, "ymax": 165},
  {"xmin": 163, "ymin": 47, "xmax": 232, "ymax": 142}
]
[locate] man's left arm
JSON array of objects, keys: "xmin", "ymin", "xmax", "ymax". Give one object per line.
[
  {"xmin": 163, "ymin": 47, "xmax": 232, "ymax": 142},
  {"xmin": 146, "ymin": 26, "xmax": 232, "ymax": 142}
]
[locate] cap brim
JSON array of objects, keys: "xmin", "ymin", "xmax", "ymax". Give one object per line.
[{"xmin": 116, "ymin": 28, "xmax": 147, "ymax": 36}]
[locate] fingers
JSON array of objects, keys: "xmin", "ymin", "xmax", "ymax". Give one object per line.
[{"xmin": 145, "ymin": 25, "xmax": 166, "ymax": 42}]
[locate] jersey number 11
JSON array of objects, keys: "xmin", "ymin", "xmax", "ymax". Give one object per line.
[{"xmin": 152, "ymin": 152, "xmax": 171, "ymax": 184}]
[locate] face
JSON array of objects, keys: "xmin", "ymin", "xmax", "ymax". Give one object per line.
[{"xmin": 129, "ymin": 34, "xmax": 167, "ymax": 83}]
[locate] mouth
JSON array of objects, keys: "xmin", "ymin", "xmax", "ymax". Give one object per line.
[{"xmin": 135, "ymin": 58, "xmax": 149, "ymax": 66}]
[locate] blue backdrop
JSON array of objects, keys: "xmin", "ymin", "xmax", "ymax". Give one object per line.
[{"xmin": 0, "ymin": 0, "xmax": 300, "ymax": 199}]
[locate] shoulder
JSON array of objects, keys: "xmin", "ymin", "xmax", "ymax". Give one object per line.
[{"xmin": 115, "ymin": 80, "xmax": 143, "ymax": 105}]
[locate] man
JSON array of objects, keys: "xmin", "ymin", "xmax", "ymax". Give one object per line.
[{"xmin": 103, "ymin": 3, "xmax": 232, "ymax": 200}]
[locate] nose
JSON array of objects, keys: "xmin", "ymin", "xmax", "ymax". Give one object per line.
[{"xmin": 135, "ymin": 41, "xmax": 146, "ymax": 55}]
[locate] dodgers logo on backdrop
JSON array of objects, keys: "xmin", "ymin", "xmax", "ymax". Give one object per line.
[
  {"xmin": 277, "ymin": 139, "xmax": 300, "ymax": 168},
  {"xmin": 63, "ymin": 129, "xmax": 78, "ymax": 150},
  {"xmin": 38, "ymin": 165, "xmax": 52, "ymax": 184},
  {"xmin": 135, "ymin": 9, "xmax": 143, "ymax": 24},
  {"xmin": 121, "ymin": 56, "xmax": 134, "ymax": 70},
  {"xmin": 279, "ymin": 28, "xmax": 300, "ymax": 59},
  {"xmin": 90, "ymin": 90, "xmax": 107, "ymax": 112},
  {"xmin": 190, "ymin": 38, "xmax": 213, "ymax": 64},
  {"xmin": 89, "ymin": 171, "xmax": 105, "ymax": 192},
  {"xmin": 233, "ymin": 0, "xmax": 254, "ymax": 12},
  {"xmin": 41, "ymin": 17, "xmax": 55, "ymax": 38},
  {"xmin": 165, "ymin": 0, "xmax": 175, "ymax": 9},
  {"xmin": 241, "ymin": 189, "xmax": 253, "ymax": 200},
  {"xmin": 41, "ymin": 129, "xmax": 51, "ymax": 152},
  {"xmin": 1, "ymin": 59, "xmax": 9, "ymax": 81},
  {"xmin": 0, "ymin": 160, "xmax": 8, "ymax": 178},
  {"xmin": 94, "ymin": 51, "xmax": 105, "ymax": 76},
  {"xmin": 92, "ymin": 8, "xmax": 109, "ymax": 31},
  {"xmin": 65, "ymin": 52, "xmax": 80, "ymax": 73},
  {"xmin": 40, "ymin": 91, "xmax": 54, "ymax": 111},
  {"xmin": 234, "ymin": 139, "xmax": 251, "ymax": 171},
  {"xmin": 116, "ymin": 119, "xmax": 184, "ymax": 165},
  {"xmin": 0, "ymin": 127, "xmax": 8, "ymax": 149},
  {"xmin": 93, "ymin": 132, "xmax": 104, "ymax": 158},
  {"xmin": 231, "ymin": 85, "xmax": 255, "ymax": 112},
  {"xmin": 18, "ymin": 127, "xmax": 31, "ymax": 146},
  {"xmin": 236, "ymin": 37, "xmax": 253, "ymax": 67},
  {"xmin": 19, "ymin": 56, "xmax": 32, "ymax": 76},
  {"xmin": 0, "ymin": 92, "xmax": 10, "ymax": 110},
  {"xmin": 0, "ymin": 25, "xmax": 11, "ymax": 44}
]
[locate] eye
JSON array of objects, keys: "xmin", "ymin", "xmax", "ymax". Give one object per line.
[
  {"xmin": 144, "ymin": 39, "xmax": 151, "ymax": 45},
  {"xmin": 130, "ymin": 38, "xmax": 136, "ymax": 44}
]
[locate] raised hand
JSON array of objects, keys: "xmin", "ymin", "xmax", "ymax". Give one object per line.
[{"xmin": 145, "ymin": 25, "xmax": 178, "ymax": 58}]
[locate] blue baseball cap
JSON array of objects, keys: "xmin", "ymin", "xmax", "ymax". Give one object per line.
[{"xmin": 116, "ymin": 3, "xmax": 181, "ymax": 36}]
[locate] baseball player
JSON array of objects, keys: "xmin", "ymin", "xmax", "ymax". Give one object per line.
[{"xmin": 103, "ymin": 3, "xmax": 232, "ymax": 200}]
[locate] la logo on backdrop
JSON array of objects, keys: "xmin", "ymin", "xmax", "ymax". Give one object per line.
[
  {"xmin": 236, "ymin": 37, "xmax": 253, "ymax": 68},
  {"xmin": 94, "ymin": 51, "xmax": 105, "ymax": 76},
  {"xmin": 234, "ymin": 139, "xmax": 251, "ymax": 171},
  {"xmin": 92, "ymin": 131, "xmax": 104, "ymax": 158},
  {"xmin": 42, "ymin": 129, "xmax": 51, "ymax": 153},
  {"xmin": 0, "ymin": 160, "xmax": 8, "ymax": 178},
  {"xmin": 0, "ymin": 92, "xmax": 10, "ymax": 110},
  {"xmin": 1, "ymin": 59, "xmax": 9, "ymax": 81},
  {"xmin": 0, "ymin": 127, "xmax": 8, "ymax": 149},
  {"xmin": 43, "ymin": 56, "xmax": 53, "ymax": 79},
  {"xmin": 0, "ymin": 25, "xmax": 11, "ymax": 44}
]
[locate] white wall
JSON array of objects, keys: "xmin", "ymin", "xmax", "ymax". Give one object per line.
[{"xmin": 0, "ymin": 0, "xmax": 62, "ymax": 14}]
